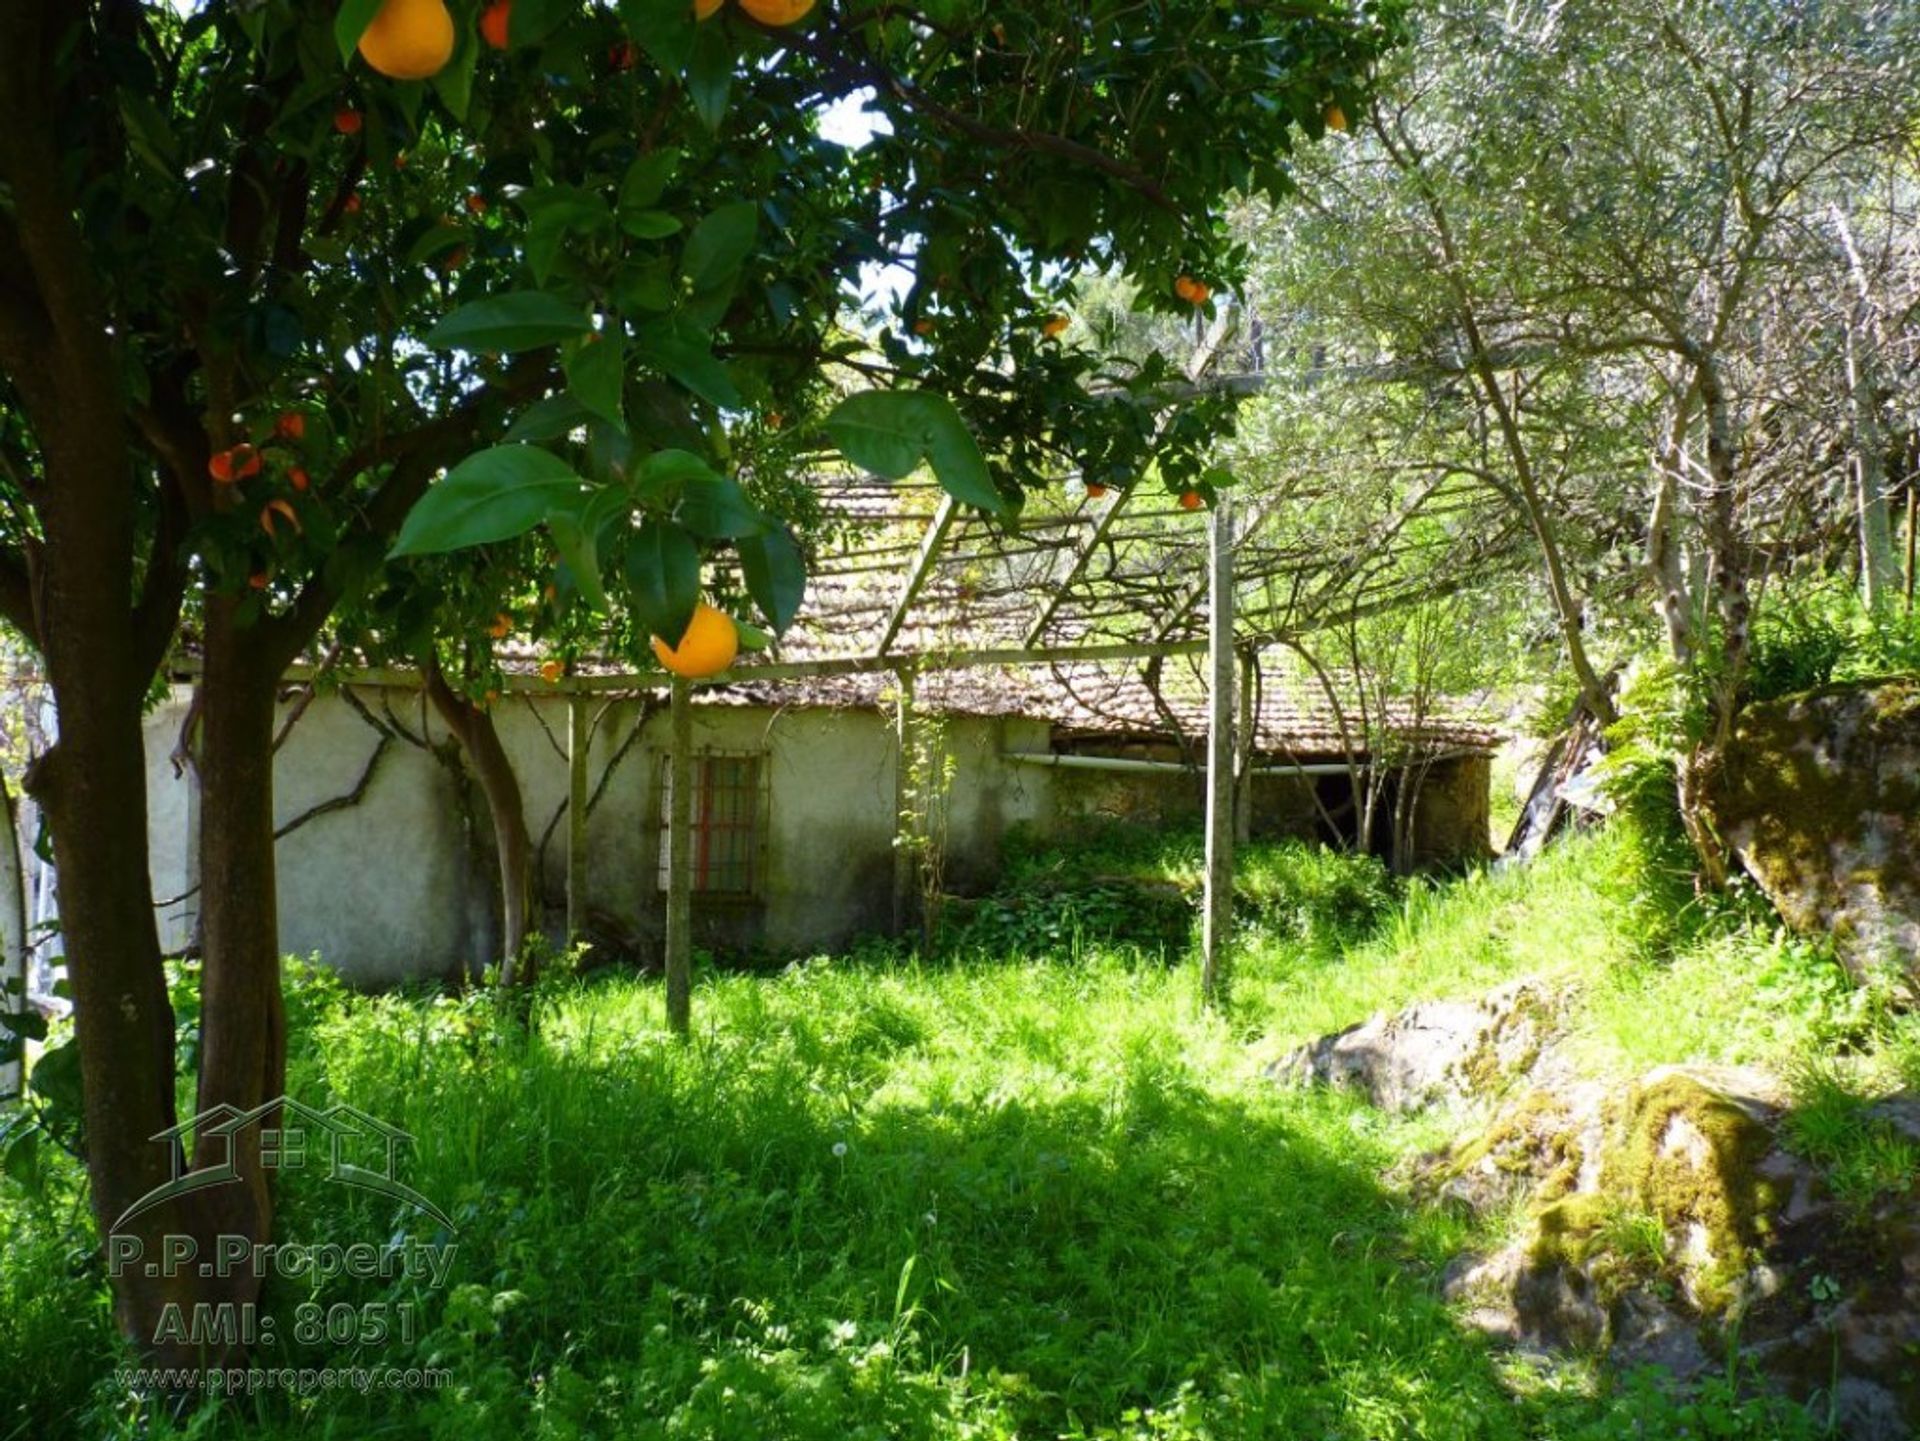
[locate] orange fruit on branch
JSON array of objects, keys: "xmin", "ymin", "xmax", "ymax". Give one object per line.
[
  {"xmin": 479, "ymin": 0, "xmax": 511, "ymax": 50},
  {"xmin": 652, "ymin": 601, "xmax": 739, "ymax": 679},
  {"xmin": 333, "ymin": 107, "xmax": 363, "ymax": 136},
  {"xmin": 695, "ymin": 0, "xmax": 724, "ymax": 16},
  {"xmin": 1174, "ymin": 275, "xmax": 1211, "ymax": 306},
  {"xmin": 1085, "ymin": 481, "xmax": 1108, "ymax": 499},
  {"xmin": 540, "ymin": 658, "xmax": 565, "ymax": 683},
  {"xmin": 288, "ymin": 466, "xmax": 311, "ymax": 492},
  {"xmin": 274, "ymin": 411, "xmax": 306, "ymax": 442},
  {"xmin": 1042, "ymin": 314, "xmax": 1070, "ymax": 338},
  {"xmin": 358, "ymin": 0, "xmax": 456, "ymax": 81},
  {"xmin": 739, "ymin": 0, "xmax": 816, "ymax": 25},
  {"xmin": 1178, "ymin": 490, "xmax": 1204, "ymax": 511},
  {"xmin": 209, "ymin": 444, "xmax": 262, "ymax": 484},
  {"xmin": 488, "ymin": 613, "xmax": 513, "ymax": 640},
  {"xmin": 1324, "ymin": 103, "xmax": 1349, "ymax": 133}
]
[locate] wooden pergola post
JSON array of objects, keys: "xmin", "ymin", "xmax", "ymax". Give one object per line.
[
  {"xmin": 0, "ymin": 771, "xmax": 27, "ymax": 1104},
  {"xmin": 664, "ymin": 677, "xmax": 693, "ymax": 1036},
  {"xmin": 566, "ymin": 694, "xmax": 590, "ymax": 943},
  {"xmin": 1202, "ymin": 492, "xmax": 1237, "ymax": 1007},
  {"xmin": 891, "ymin": 665, "xmax": 917, "ymax": 937}
]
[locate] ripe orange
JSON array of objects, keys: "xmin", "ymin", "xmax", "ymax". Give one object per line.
[
  {"xmin": 479, "ymin": 0, "xmax": 511, "ymax": 49},
  {"xmin": 333, "ymin": 107, "xmax": 363, "ymax": 136},
  {"xmin": 1178, "ymin": 490, "xmax": 1203, "ymax": 511},
  {"xmin": 652, "ymin": 602, "xmax": 739, "ymax": 678},
  {"xmin": 1043, "ymin": 314, "xmax": 1070, "ymax": 338},
  {"xmin": 1174, "ymin": 275, "xmax": 1211, "ymax": 306},
  {"xmin": 248, "ymin": 570, "xmax": 271, "ymax": 590},
  {"xmin": 288, "ymin": 466, "xmax": 311, "ymax": 492},
  {"xmin": 466, "ymin": 192, "xmax": 489, "ymax": 214},
  {"xmin": 344, "ymin": 192, "xmax": 364, "ymax": 214},
  {"xmin": 913, "ymin": 318, "xmax": 935, "ymax": 337},
  {"xmin": 738, "ymin": 0, "xmax": 815, "ymax": 24},
  {"xmin": 488, "ymin": 613, "xmax": 513, "ymax": 639},
  {"xmin": 1324, "ymin": 103, "xmax": 1348, "ymax": 133},
  {"xmin": 274, "ymin": 412, "xmax": 305, "ymax": 441},
  {"xmin": 209, "ymin": 444, "xmax": 262, "ymax": 484},
  {"xmin": 540, "ymin": 658, "xmax": 565, "ymax": 683},
  {"xmin": 695, "ymin": 0, "xmax": 725, "ymax": 16},
  {"xmin": 358, "ymin": 0, "xmax": 455, "ymax": 81},
  {"xmin": 1085, "ymin": 482, "xmax": 1108, "ymax": 499}
]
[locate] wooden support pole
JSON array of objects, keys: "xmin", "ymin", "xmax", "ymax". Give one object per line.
[
  {"xmin": 1233, "ymin": 646, "xmax": 1256, "ymax": 848},
  {"xmin": 1202, "ymin": 493, "xmax": 1237, "ymax": 1008},
  {"xmin": 566, "ymin": 694, "xmax": 590, "ymax": 943},
  {"xmin": 891, "ymin": 667, "xmax": 917, "ymax": 938},
  {"xmin": 1906, "ymin": 485, "xmax": 1917, "ymax": 616},
  {"xmin": 665, "ymin": 678, "xmax": 693, "ymax": 1036},
  {"xmin": 0, "ymin": 771, "xmax": 27, "ymax": 1104}
]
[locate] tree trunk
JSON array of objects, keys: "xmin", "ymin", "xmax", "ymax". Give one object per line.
[
  {"xmin": 189, "ymin": 598, "xmax": 288, "ymax": 1310},
  {"xmin": 422, "ymin": 658, "xmax": 535, "ymax": 983},
  {"xmin": 27, "ymin": 513, "xmax": 192, "ymax": 1357},
  {"xmin": 1831, "ymin": 205, "xmax": 1902, "ymax": 611}
]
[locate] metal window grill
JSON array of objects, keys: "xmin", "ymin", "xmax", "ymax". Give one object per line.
[{"xmin": 658, "ymin": 752, "xmax": 764, "ymax": 896}]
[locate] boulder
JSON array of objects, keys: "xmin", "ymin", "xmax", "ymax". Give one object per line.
[
  {"xmin": 1425, "ymin": 1066, "xmax": 1920, "ymax": 1439},
  {"xmin": 1270, "ymin": 978, "xmax": 1567, "ymax": 1113},
  {"xmin": 1709, "ymin": 679, "xmax": 1920, "ymax": 989}
]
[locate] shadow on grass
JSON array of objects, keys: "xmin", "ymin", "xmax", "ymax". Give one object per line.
[{"xmin": 3, "ymin": 956, "xmax": 1737, "ymax": 1438}]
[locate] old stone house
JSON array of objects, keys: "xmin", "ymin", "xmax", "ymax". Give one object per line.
[{"xmin": 133, "ymin": 660, "xmax": 1496, "ymax": 984}]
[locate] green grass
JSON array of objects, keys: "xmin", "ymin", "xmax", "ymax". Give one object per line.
[{"xmin": 0, "ymin": 825, "xmax": 1883, "ymax": 1440}]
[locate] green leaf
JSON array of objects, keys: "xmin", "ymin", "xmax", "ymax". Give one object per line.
[
  {"xmin": 682, "ymin": 201, "xmax": 759, "ymax": 293},
  {"xmin": 738, "ymin": 525, "xmax": 805, "ymax": 633},
  {"xmin": 27, "ymin": 1037, "xmax": 83, "ymax": 1130},
  {"xmin": 430, "ymin": 25, "xmax": 480, "ymax": 122},
  {"xmin": 615, "ymin": 257, "xmax": 677, "ymax": 314},
  {"xmin": 633, "ymin": 448, "xmax": 723, "ymax": 502},
  {"xmin": 826, "ymin": 390, "xmax": 1003, "ymax": 512},
  {"xmin": 566, "ymin": 333, "xmax": 626, "ymax": 428},
  {"xmin": 546, "ymin": 489, "xmax": 629, "ymax": 614},
  {"xmin": 620, "ymin": 148, "xmax": 683, "ymax": 211},
  {"xmin": 425, "ymin": 292, "xmax": 595, "ymax": 353},
  {"xmin": 509, "ymin": 0, "xmax": 575, "ymax": 46},
  {"xmin": 686, "ymin": 18, "xmax": 735, "ymax": 130},
  {"xmin": 622, "ymin": 210, "xmax": 684, "ymax": 240},
  {"xmin": 335, "ymin": 0, "xmax": 384, "ymax": 64},
  {"xmin": 624, "ymin": 519, "xmax": 701, "ymax": 645},
  {"xmin": 522, "ymin": 187, "xmax": 614, "ymax": 286},
  {"xmin": 391, "ymin": 447, "xmax": 585, "ymax": 556},
  {"xmin": 635, "ymin": 319, "xmax": 742, "ymax": 409},
  {"xmin": 920, "ymin": 398, "xmax": 1003, "ymax": 512},
  {"xmin": 622, "ymin": 0, "xmax": 697, "ymax": 73},
  {"xmin": 404, "ymin": 222, "xmax": 468, "ymax": 268},
  {"xmin": 678, "ymin": 475, "xmax": 765, "ymax": 540},
  {"xmin": 505, "ymin": 394, "xmax": 594, "ymax": 444}
]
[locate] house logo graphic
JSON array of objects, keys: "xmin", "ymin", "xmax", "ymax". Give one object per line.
[{"xmin": 112, "ymin": 1096, "xmax": 455, "ymax": 1233}]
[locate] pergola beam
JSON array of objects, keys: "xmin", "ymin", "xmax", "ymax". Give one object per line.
[
  {"xmin": 1022, "ymin": 487, "xmax": 1133, "ymax": 647},
  {"xmin": 876, "ymin": 496, "xmax": 958, "ymax": 657}
]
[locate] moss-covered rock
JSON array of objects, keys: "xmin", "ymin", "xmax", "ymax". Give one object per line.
[
  {"xmin": 1434, "ymin": 1066, "xmax": 1920, "ymax": 1438},
  {"xmin": 1708, "ymin": 678, "xmax": 1920, "ymax": 989}
]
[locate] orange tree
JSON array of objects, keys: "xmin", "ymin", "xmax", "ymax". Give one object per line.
[{"xmin": 0, "ymin": 0, "xmax": 1403, "ymax": 1362}]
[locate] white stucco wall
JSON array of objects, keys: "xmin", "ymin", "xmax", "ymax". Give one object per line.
[{"xmin": 140, "ymin": 684, "xmax": 1059, "ymax": 983}]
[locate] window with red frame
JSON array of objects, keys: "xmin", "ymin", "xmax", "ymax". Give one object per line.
[{"xmin": 657, "ymin": 752, "xmax": 763, "ymax": 896}]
